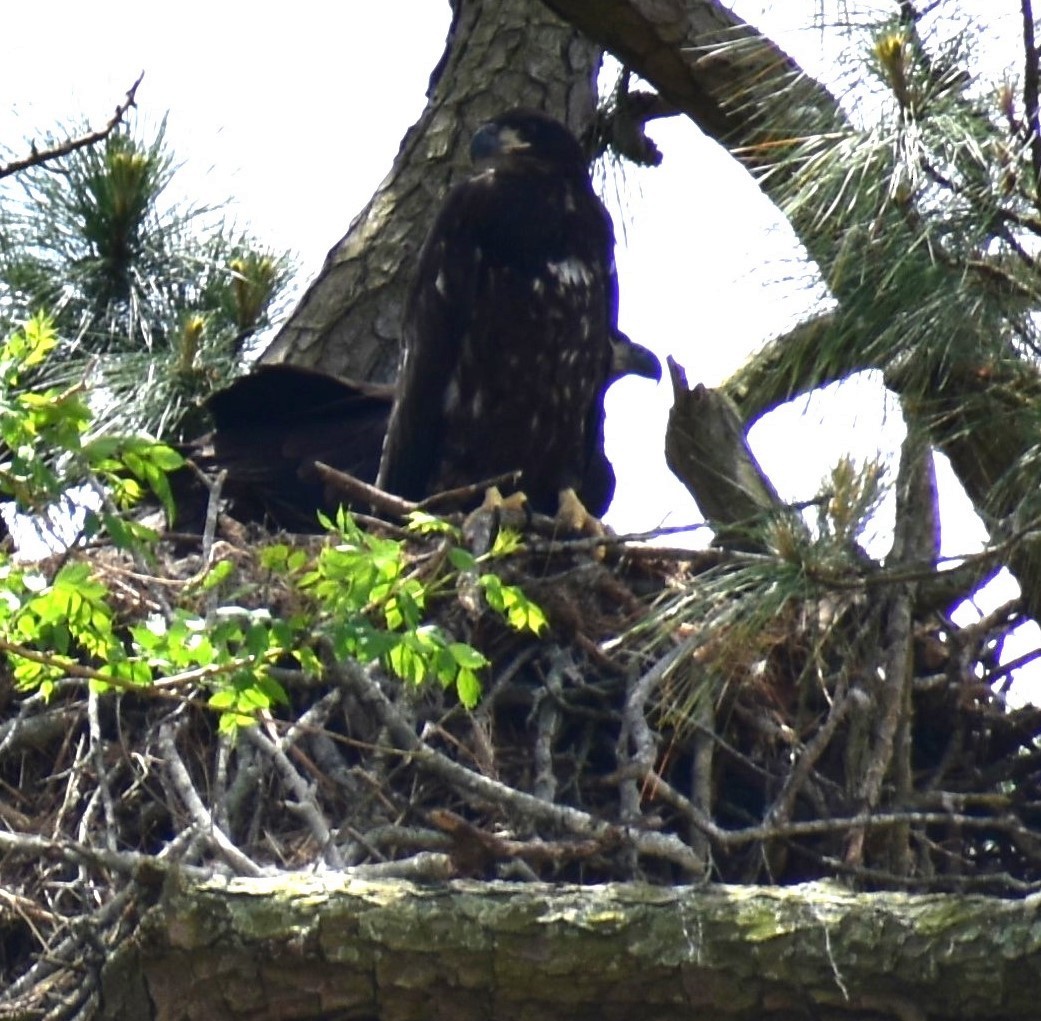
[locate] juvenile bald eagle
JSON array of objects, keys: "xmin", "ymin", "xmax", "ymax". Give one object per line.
[{"xmin": 377, "ymin": 109, "xmax": 643, "ymax": 519}]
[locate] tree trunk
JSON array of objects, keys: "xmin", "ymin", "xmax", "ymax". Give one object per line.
[
  {"xmin": 258, "ymin": 0, "xmax": 600, "ymax": 383},
  {"xmin": 101, "ymin": 873, "xmax": 1041, "ymax": 1021}
]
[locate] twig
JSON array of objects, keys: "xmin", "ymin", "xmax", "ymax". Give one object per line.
[
  {"xmin": 429, "ymin": 807, "xmax": 623, "ymax": 873},
  {"xmin": 532, "ymin": 650, "xmax": 566, "ymax": 802},
  {"xmin": 0, "ymin": 828, "xmax": 201, "ymax": 1015},
  {"xmin": 687, "ymin": 697, "xmax": 716, "ymax": 863},
  {"xmin": 222, "ymin": 738, "xmax": 266, "ymax": 848},
  {"xmin": 280, "ymin": 686, "xmax": 342, "ymax": 749},
  {"xmin": 846, "ymin": 424, "xmax": 931, "ymax": 871},
  {"xmin": 331, "ymin": 656, "xmax": 706, "ymax": 876},
  {"xmin": 0, "ymin": 634, "xmax": 258, "ymax": 699},
  {"xmin": 0, "ymin": 884, "xmax": 134, "ymax": 1012},
  {"xmin": 344, "ymin": 851, "xmax": 453, "ymax": 881},
  {"xmin": 1021, "ymin": 0, "xmax": 1041, "ymax": 197},
  {"xmin": 159, "ymin": 722, "xmax": 265, "ymax": 877},
  {"xmin": 201, "ymin": 466, "xmax": 227, "ymax": 564},
  {"xmin": 616, "ymin": 642, "xmax": 688, "ymax": 832},
  {"xmin": 313, "ymin": 461, "xmax": 419, "ymax": 519},
  {"xmin": 763, "ymin": 669, "xmax": 856, "ymax": 832},
  {"xmin": 416, "ymin": 471, "xmax": 523, "ymax": 511},
  {"xmin": 0, "ymin": 73, "xmax": 144, "ymax": 180},
  {"xmin": 244, "ymin": 723, "xmax": 345, "ymax": 869},
  {"xmin": 86, "ymin": 687, "xmax": 118, "ymax": 853},
  {"xmin": 86, "ymin": 472, "xmax": 174, "ymax": 617},
  {"xmin": 0, "ymin": 702, "xmax": 78, "ymax": 759},
  {"xmin": 0, "ymin": 827, "xmax": 207, "ymax": 879}
]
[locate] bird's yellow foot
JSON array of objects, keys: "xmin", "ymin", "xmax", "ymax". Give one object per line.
[
  {"xmin": 462, "ymin": 486, "xmax": 530, "ymax": 554},
  {"xmin": 556, "ymin": 487, "xmax": 607, "ymax": 539}
]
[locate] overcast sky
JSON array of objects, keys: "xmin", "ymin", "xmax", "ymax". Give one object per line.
[{"xmin": 3, "ymin": 1, "xmax": 1036, "ymax": 686}]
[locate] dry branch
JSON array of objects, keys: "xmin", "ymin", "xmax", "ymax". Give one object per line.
[
  {"xmin": 0, "ymin": 74, "xmax": 144, "ymax": 180},
  {"xmin": 331, "ymin": 656, "xmax": 707, "ymax": 876},
  {"xmin": 664, "ymin": 357, "xmax": 795, "ymax": 551}
]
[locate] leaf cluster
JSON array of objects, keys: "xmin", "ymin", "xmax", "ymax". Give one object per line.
[
  {"xmin": 262, "ymin": 507, "xmax": 547, "ymax": 712},
  {"xmin": 0, "ymin": 313, "xmax": 182, "ymax": 533},
  {"xmin": 0, "ymin": 318, "xmax": 547, "ymax": 732}
]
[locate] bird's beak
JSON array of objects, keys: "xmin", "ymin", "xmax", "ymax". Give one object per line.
[
  {"xmin": 470, "ymin": 123, "xmax": 531, "ymax": 163},
  {"xmin": 609, "ymin": 330, "xmax": 662, "ymax": 383}
]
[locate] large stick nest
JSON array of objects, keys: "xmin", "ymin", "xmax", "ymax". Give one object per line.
[{"xmin": 1, "ymin": 500, "xmax": 1040, "ymax": 1017}]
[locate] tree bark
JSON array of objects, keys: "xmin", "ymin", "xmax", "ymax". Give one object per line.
[
  {"xmin": 258, "ymin": 0, "xmax": 600, "ymax": 382},
  {"xmin": 101, "ymin": 873, "xmax": 1041, "ymax": 1021},
  {"xmin": 663, "ymin": 357, "xmax": 794, "ymax": 552}
]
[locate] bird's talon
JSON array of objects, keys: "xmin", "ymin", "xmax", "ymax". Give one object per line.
[
  {"xmin": 556, "ymin": 487, "xmax": 607, "ymax": 540},
  {"xmin": 463, "ymin": 486, "xmax": 530, "ymax": 554}
]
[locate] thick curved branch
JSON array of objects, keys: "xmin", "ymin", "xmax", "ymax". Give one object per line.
[
  {"xmin": 541, "ymin": 0, "xmax": 1041, "ymax": 618},
  {"xmin": 103, "ymin": 874, "xmax": 1041, "ymax": 1021}
]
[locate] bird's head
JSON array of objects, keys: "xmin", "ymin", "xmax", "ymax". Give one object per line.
[{"xmin": 469, "ymin": 109, "xmax": 588, "ymax": 177}]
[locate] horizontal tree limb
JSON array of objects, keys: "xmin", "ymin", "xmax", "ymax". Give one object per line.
[{"xmin": 101, "ymin": 874, "xmax": 1041, "ymax": 1021}]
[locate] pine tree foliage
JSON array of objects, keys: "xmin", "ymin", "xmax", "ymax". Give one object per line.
[
  {"xmin": 0, "ymin": 118, "xmax": 293, "ymax": 440},
  {"xmin": 731, "ymin": 5, "xmax": 1041, "ymax": 535}
]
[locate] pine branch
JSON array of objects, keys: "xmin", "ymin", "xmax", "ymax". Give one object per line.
[{"xmin": 1020, "ymin": 0, "xmax": 1041, "ymax": 197}]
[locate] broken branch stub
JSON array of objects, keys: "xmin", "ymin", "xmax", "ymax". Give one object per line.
[{"xmin": 664, "ymin": 357, "xmax": 792, "ymax": 552}]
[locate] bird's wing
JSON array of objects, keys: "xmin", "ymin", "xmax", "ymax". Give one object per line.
[{"xmin": 377, "ymin": 182, "xmax": 483, "ymax": 501}]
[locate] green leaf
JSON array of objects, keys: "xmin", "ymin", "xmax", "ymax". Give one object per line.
[
  {"xmin": 388, "ymin": 640, "xmax": 426, "ymax": 686},
  {"xmin": 448, "ymin": 546, "xmax": 477, "ymax": 572},
  {"xmin": 209, "ymin": 688, "xmax": 238, "ymax": 709},
  {"xmin": 489, "ymin": 527, "xmax": 524, "ymax": 557},
  {"xmin": 295, "ymin": 646, "xmax": 322, "ymax": 678},
  {"xmin": 455, "ymin": 667, "xmax": 482, "ymax": 709},
  {"xmin": 407, "ymin": 511, "xmax": 459, "ymax": 537},
  {"xmin": 448, "ymin": 642, "xmax": 488, "ymax": 670},
  {"xmin": 199, "ymin": 559, "xmax": 235, "ymax": 591},
  {"xmin": 256, "ymin": 672, "xmax": 288, "ymax": 707},
  {"xmin": 479, "ymin": 574, "xmax": 547, "ymax": 634}
]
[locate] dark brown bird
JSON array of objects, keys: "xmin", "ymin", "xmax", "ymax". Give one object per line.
[
  {"xmin": 170, "ymin": 111, "xmax": 658, "ymax": 533},
  {"xmin": 170, "ymin": 366, "xmax": 390, "ymax": 532},
  {"xmin": 376, "ymin": 110, "xmax": 643, "ymax": 523}
]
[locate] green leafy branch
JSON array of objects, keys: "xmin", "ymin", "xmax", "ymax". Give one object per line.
[
  {"xmin": 0, "ymin": 560, "xmax": 293, "ymax": 734},
  {"xmin": 262, "ymin": 507, "xmax": 548, "ymax": 709},
  {"xmin": 0, "ymin": 317, "xmax": 285, "ymax": 729},
  {"xmin": 0, "ymin": 313, "xmax": 184, "ymax": 535},
  {"xmin": 0, "ymin": 317, "xmax": 548, "ymax": 731}
]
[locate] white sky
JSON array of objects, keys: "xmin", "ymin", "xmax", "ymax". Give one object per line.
[{"xmin": 2, "ymin": 1, "xmax": 1037, "ymax": 690}]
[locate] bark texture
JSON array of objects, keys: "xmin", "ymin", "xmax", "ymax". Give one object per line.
[
  {"xmin": 259, "ymin": 0, "xmax": 600, "ymax": 382},
  {"xmin": 663, "ymin": 357, "xmax": 792, "ymax": 552},
  {"xmin": 101, "ymin": 874, "xmax": 1041, "ymax": 1021}
]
